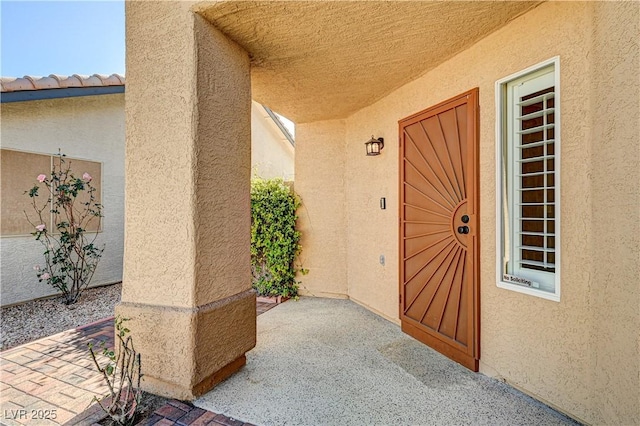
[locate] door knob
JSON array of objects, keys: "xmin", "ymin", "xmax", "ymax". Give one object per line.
[
  {"xmin": 457, "ymin": 226, "xmax": 469, "ymax": 234},
  {"xmin": 461, "ymin": 215, "xmax": 469, "ymax": 223}
]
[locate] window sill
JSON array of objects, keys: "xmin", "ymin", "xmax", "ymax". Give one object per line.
[{"xmin": 497, "ymin": 280, "xmax": 560, "ymax": 302}]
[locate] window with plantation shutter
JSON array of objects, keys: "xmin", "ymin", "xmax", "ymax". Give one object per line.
[{"xmin": 496, "ymin": 58, "xmax": 560, "ymax": 301}]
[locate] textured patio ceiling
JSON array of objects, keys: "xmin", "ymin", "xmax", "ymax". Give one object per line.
[{"xmin": 198, "ymin": 1, "xmax": 541, "ymax": 123}]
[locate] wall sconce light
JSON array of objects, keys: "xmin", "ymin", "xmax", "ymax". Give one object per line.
[{"xmin": 365, "ymin": 136, "xmax": 384, "ymax": 156}]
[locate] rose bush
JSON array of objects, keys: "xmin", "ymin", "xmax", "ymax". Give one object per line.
[{"xmin": 25, "ymin": 152, "xmax": 104, "ymax": 305}]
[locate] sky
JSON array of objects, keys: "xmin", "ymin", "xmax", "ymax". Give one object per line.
[{"xmin": 1, "ymin": 1, "xmax": 125, "ymax": 78}]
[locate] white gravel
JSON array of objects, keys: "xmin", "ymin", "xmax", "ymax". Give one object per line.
[{"xmin": 0, "ymin": 283, "xmax": 121, "ymax": 351}]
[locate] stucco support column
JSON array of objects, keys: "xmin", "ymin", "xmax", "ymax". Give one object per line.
[
  {"xmin": 118, "ymin": 2, "xmax": 255, "ymax": 400},
  {"xmin": 295, "ymin": 120, "xmax": 348, "ymax": 298}
]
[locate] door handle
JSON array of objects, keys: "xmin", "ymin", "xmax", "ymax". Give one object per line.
[{"xmin": 457, "ymin": 226, "xmax": 469, "ymax": 234}]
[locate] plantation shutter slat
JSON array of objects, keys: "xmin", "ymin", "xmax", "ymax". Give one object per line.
[{"xmin": 516, "ymin": 84, "xmax": 556, "ymax": 273}]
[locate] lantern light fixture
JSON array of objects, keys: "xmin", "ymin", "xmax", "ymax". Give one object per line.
[{"xmin": 365, "ymin": 136, "xmax": 384, "ymax": 156}]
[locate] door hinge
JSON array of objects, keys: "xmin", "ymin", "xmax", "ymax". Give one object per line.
[{"xmin": 399, "ymin": 293, "xmax": 403, "ymax": 305}]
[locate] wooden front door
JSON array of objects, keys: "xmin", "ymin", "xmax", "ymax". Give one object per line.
[{"xmin": 399, "ymin": 88, "xmax": 480, "ymax": 371}]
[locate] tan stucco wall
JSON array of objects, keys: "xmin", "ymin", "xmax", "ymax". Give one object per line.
[
  {"xmin": 298, "ymin": 2, "xmax": 638, "ymax": 423},
  {"xmin": 0, "ymin": 94, "xmax": 125, "ymax": 306},
  {"xmin": 344, "ymin": 127, "xmax": 400, "ymax": 323},
  {"xmin": 295, "ymin": 120, "xmax": 348, "ymax": 298},
  {"xmin": 120, "ymin": 1, "xmax": 255, "ymax": 399},
  {"xmin": 251, "ymin": 101, "xmax": 295, "ymax": 180},
  {"xmin": 588, "ymin": 2, "xmax": 640, "ymax": 422},
  {"xmin": 123, "ymin": 1, "xmax": 202, "ymax": 309}
]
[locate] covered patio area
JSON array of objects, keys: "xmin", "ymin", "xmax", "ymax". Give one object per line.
[
  {"xmin": 122, "ymin": 1, "xmax": 639, "ymax": 424},
  {"xmin": 195, "ymin": 297, "xmax": 576, "ymax": 425}
]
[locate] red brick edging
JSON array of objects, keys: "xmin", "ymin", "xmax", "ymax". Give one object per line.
[{"xmin": 142, "ymin": 399, "xmax": 254, "ymax": 426}]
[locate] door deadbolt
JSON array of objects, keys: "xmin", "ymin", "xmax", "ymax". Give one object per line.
[
  {"xmin": 457, "ymin": 226, "xmax": 470, "ymax": 234},
  {"xmin": 461, "ymin": 215, "xmax": 469, "ymax": 223}
]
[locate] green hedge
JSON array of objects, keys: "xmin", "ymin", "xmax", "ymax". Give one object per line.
[{"xmin": 251, "ymin": 178, "xmax": 303, "ymax": 297}]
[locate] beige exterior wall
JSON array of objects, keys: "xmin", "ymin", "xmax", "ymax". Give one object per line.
[
  {"xmin": 588, "ymin": 2, "xmax": 640, "ymax": 422},
  {"xmin": 344, "ymin": 126, "xmax": 400, "ymax": 322},
  {"xmin": 251, "ymin": 101, "xmax": 295, "ymax": 180},
  {"xmin": 0, "ymin": 94, "xmax": 125, "ymax": 306},
  {"xmin": 300, "ymin": 2, "xmax": 638, "ymax": 423},
  {"xmin": 119, "ymin": 2, "xmax": 254, "ymax": 399},
  {"xmin": 295, "ymin": 120, "xmax": 348, "ymax": 298}
]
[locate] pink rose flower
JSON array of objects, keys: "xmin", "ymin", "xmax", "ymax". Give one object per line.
[
  {"xmin": 37, "ymin": 174, "xmax": 46, "ymax": 183},
  {"xmin": 40, "ymin": 272, "xmax": 50, "ymax": 280},
  {"xmin": 35, "ymin": 224, "xmax": 46, "ymax": 232},
  {"xmin": 82, "ymin": 172, "xmax": 92, "ymax": 181}
]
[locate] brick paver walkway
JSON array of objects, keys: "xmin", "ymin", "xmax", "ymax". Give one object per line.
[
  {"xmin": 0, "ymin": 300, "xmax": 280, "ymax": 425},
  {"xmin": 0, "ymin": 318, "xmax": 115, "ymax": 425},
  {"xmin": 143, "ymin": 399, "xmax": 253, "ymax": 426}
]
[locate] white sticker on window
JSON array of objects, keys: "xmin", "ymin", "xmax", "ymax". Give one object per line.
[{"xmin": 502, "ymin": 274, "xmax": 540, "ymax": 289}]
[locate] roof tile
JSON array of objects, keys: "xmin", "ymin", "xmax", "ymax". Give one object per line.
[{"xmin": 0, "ymin": 73, "xmax": 125, "ymax": 93}]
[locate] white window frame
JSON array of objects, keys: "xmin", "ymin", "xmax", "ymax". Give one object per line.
[{"xmin": 495, "ymin": 56, "xmax": 561, "ymax": 302}]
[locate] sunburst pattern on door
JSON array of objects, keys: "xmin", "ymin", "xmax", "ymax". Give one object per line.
[{"xmin": 399, "ymin": 88, "xmax": 479, "ymax": 371}]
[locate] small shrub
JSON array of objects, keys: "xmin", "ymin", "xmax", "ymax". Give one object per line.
[
  {"xmin": 88, "ymin": 317, "xmax": 142, "ymax": 426},
  {"xmin": 251, "ymin": 178, "xmax": 304, "ymax": 297},
  {"xmin": 25, "ymin": 152, "xmax": 104, "ymax": 305}
]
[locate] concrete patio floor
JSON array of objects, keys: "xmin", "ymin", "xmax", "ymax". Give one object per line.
[{"xmin": 195, "ymin": 297, "xmax": 578, "ymax": 426}]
